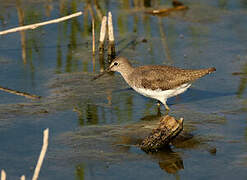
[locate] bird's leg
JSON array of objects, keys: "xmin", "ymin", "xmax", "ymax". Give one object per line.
[
  {"xmin": 159, "ymin": 99, "xmax": 170, "ymax": 112},
  {"xmin": 157, "ymin": 101, "xmax": 161, "ymax": 108},
  {"xmin": 164, "ymin": 103, "xmax": 170, "ymax": 111},
  {"xmin": 163, "ymin": 100, "xmax": 170, "ymax": 112},
  {"xmin": 156, "ymin": 101, "xmax": 161, "ymax": 116}
]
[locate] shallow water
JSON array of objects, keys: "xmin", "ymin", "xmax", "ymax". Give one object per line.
[{"xmin": 0, "ymin": 0, "xmax": 247, "ymax": 179}]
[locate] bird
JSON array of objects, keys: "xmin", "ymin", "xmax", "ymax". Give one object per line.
[{"xmin": 93, "ymin": 57, "xmax": 216, "ymax": 111}]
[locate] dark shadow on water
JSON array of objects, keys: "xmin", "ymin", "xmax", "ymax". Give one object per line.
[{"xmin": 151, "ymin": 147, "xmax": 184, "ymax": 175}]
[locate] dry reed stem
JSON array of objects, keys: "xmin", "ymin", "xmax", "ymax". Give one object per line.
[
  {"xmin": 107, "ymin": 11, "xmax": 116, "ymax": 62},
  {"xmin": 107, "ymin": 12, "xmax": 114, "ymax": 42},
  {"xmin": 99, "ymin": 16, "xmax": 107, "ymax": 43},
  {"xmin": 158, "ymin": 18, "xmax": 173, "ymax": 64},
  {"xmin": 93, "ymin": 0, "xmax": 103, "ymax": 20},
  {"xmin": 92, "ymin": 53, "xmax": 96, "ymax": 72},
  {"xmin": 1, "ymin": 170, "xmax": 6, "ymax": 180},
  {"xmin": 92, "ymin": 19, "xmax": 95, "ymax": 55},
  {"xmin": 20, "ymin": 175, "xmax": 25, "ymax": 180},
  {"xmin": 87, "ymin": 3, "xmax": 95, "ymax": 21},
  {"xmin": 0, "ymin": 12, "xmax": 82, "ymax": 35},
  {"xmin": 16, "ymin": 3, "xmax": 27, "ymax": 64},
  {"xmin": 0, "ymin": 86, "xmax": 41, "ymax": 99},
  {"xmin": 32, "ymin": 128, "xmax": 49, "ymax": 180}
]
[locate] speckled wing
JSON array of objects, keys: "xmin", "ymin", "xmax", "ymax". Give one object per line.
[{"xmin": 129, "ymin": 65, "xmax": 215, "ymax": 90}]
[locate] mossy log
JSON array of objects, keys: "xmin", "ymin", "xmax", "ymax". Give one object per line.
[{"xmin": 140, "ymin": 115, "xmax": 183, "ymax": 152}]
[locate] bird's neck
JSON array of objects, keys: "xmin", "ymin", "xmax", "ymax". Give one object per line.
[{"xmin": 119, "ymin": 65, "xmax": 135, "ymax": 83}]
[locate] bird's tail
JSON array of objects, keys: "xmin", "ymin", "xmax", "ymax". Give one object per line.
[
  {"xmin": 186, "ymin": 67, "xmax": 216, "ymax": 81},
  {"xmin": 197, "ymin": 67, "xmax": 216, "ymax": 77},
  {"xmin": 207, "ymin": 67, "xmax": 216, "ymax": 74}
]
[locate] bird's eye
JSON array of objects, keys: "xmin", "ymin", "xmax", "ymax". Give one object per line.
[{"xmin": 114, "ymin": 62, "xmax": 119, "ymax": 66}]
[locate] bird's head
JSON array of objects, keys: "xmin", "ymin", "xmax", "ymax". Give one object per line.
[
  {"xmin": 92, "ymin": 57, "xmax": 132, "ymax": 80},
  {"xmin": 108, "ymin": 57, "xmax": 132, "ymax": 72}
]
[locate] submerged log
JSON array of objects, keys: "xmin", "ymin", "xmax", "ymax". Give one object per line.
[
  {"xmin": 172, "ymin": 0, "xmax": 184, "ymax": 8},
  {"xmin": 140, "ymin": 115, "xmax": 183, "ymax": 152},
  {"xmin": 145, "ymin": 5, "xmax": 188, "ymax": 16}
]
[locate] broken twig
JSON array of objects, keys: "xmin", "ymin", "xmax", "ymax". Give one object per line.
[
  {"xmin": 1, "ymin": 170, "xmax": 6, "ymax": 180},
  {"xmin": 0, "ymin": 11, "xmax": 83, "ymax": 35},
  {"xmin": 32, "ymin": 128, "xmax": 49, "ymax": 180},
  {"xmin": 0, "ymin": 86, "xmax": 41, "ymax": 100}
]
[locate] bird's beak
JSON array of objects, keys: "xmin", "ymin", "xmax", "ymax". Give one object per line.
[{"xmin": 92, "ymin": 65, "xmax": 113, "ymax": 81}]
